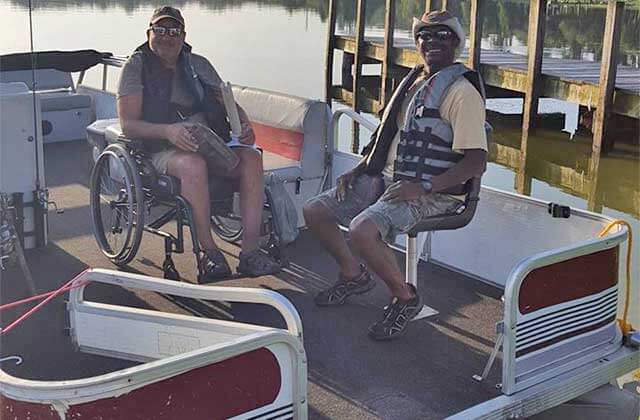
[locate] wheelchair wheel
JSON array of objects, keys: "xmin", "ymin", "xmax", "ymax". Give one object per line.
[{"xmin": 90, "ymin": 144, "xmax": 144, "ymax": 266}]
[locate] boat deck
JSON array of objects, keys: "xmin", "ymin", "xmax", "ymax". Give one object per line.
[{"xmin": 1, "ymin": 141, "xmax": 504, "ymax": 419}]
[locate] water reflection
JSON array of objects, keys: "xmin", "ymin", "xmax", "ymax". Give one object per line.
[
  {"xmin": 8, "ymin": 0, "xmax": 330, "ymax": 15},
  {"xmin": 8, "ymin": 0, "xmax": 640, "ymax": 67},
  {"xmin": 489, "ymin": 124, "xmax": 639, "ymax": 218}
]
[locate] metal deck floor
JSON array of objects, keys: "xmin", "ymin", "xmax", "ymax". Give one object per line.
[{"xmin": 1, "ymin": 141, "xmax": 505, "ymax": 419}]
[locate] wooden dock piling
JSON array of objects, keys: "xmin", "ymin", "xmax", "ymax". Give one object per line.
[
  {"xmin": 352, "ymin": 0, "xmax": 367, "ymax": 153},
  {"xmin": 381, "ymin": 0, "xmax": 396, "ymax": 109},
  {"xmin": 467, "ymin": 0, "xmax": 485, "ymax": 71},
  {"xmin": 588, "ymin": 0, "xmax": 625, "ymax": 212},
  {"xmin": 324, "ymin": 0, "xmax": 639, "ymax": 161},
  {"xmin": 324, "ymin": 0, "xmax": 337, "ymax": 104},
  {"xmin": 516, "ymin": 0, "xmax": 547, "ymax": 195}
]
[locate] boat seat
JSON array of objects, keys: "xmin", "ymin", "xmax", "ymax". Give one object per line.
[
  {"xmin": 408, "ymin": 177, "xmax": 481, "ymax": 236},
  {"xmin": 0, "ymin": 69, "xmax": 92, "ymax": 143},
  {"xmin": 0, "ymin": 81, "xmax": 29, "ymax": 94},
  {"xmin": 40, "ymin": 91, "xmax": 92, "ymax": 112},
  {"xmin": 232, "ymin": 85, "xmax": 331, "ymax": 227},
  {"xmin": 262, "ymin": 150, "xmax": 302, "ymax": 178},
  {"xmin": 405, "ymin": 177, "xmax": 482, "ymax": 291}
]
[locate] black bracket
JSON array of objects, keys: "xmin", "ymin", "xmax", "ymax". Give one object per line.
[
  {"xmin": 295, "ymin": 177, "xmax": 302, "ymax": 195},
  {"xmin": 548, "ymin": 203, "xmax": 570, "ymax": 218}
]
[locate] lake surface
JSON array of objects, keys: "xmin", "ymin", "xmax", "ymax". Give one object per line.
[{"xmin": 2, "ymin": 0, "xmax": 638, "ymax": 325}]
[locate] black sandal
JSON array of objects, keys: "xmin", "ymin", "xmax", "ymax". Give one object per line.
[
  {"xmin": 314, "ymin": 264, "xmax": 375, "ymax": 306},
  {"xmin": 237, "ymin": 249, "xmax": 281, "ymax": 277},
  {"xmin": 198, "ymin": 249, "xmax": 232, "ymax": 283}
]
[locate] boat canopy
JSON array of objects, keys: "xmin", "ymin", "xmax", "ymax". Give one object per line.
[{"xmin": 0, "ymin": 50, "xmax": 113, "ymax": 73}]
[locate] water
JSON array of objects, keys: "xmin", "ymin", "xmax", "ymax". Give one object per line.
[{"xmin": 2, "ymin": 0, "xmax": 638, "ymax": 326}]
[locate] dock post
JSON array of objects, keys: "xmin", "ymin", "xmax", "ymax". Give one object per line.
[
  {"xmin": 467, "ymin": 0, "xmax": 485, "ymax": 71},
  {"xmin": 516, "ymin": 0, "xmax": 547, "ymax": 195},
  {"xmin": 351, "ymin": 0, "xmax": 367, "ymax": 153},
  {"xmin": 324, "ymin": 0, "xmax": 338, "ymax": 104},
  {"xmin": 381, "ymin": 0, "xmax": 396, "ymax": 109},
  {"xmin": 587, "ymin": 0, "xmax": 624, "ymax": 211}
]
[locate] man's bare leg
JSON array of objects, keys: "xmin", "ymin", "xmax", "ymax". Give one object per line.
[
  {"xmin": 349, "ymin": 217, "xmax": 414, "ymax": 300},
  {"xmin": 230, "ymin": 148, "xmax": 264, "ymax": 252},
  {"xmin": 167, "ymin": 152, "xmax": 217, "ymax": 252},
  {"xmin": 303, "ymin": 201, "xmax": 361, "ymax": 279}
]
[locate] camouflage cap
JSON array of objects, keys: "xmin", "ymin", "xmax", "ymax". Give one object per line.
[{"xmin": 150, "ymin": 6, "xmax": 185, "ymax": 27}]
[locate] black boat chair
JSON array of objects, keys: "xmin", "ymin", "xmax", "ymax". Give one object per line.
[{"xmin": 405, "ymin": 177, "xmax": 482, "ymax": 303}]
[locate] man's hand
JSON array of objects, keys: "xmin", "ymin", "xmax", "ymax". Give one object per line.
[
  {"xmin": 238, "ymin": 120, "xmax": 255, "ymax": 145},
  {"xmin": 380, "ymin": 181, "xmax": 426, "ymax": 204},
  {"xmin": 166, "ymin": 123, "xmax": 199, "ymax": 152},
  {"xmin": 335, "ymin": 169, "xmax": 361, "ymax": 202}
]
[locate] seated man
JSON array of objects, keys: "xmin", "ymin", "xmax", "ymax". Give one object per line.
[
  {"xmin": 117, "ymin": 6, "xmax": 280, "ymax": 282},
  {"xmin": 303, "ymin": 11, "xmax": 487, "ymax": 340}
]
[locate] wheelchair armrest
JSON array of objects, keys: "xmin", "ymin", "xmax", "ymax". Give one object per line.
[
  {"xmin": 116, "ymin": 136, "xmax": 146, "ymax": 151},
  {"xmin": 105, "ymin": 123, "xmax": 146, "ymax": 152}
]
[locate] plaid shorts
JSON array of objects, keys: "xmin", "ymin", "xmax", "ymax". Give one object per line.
[{"xmin": 307, "ymin": 174, "xmax": 465, "ymax": 243}]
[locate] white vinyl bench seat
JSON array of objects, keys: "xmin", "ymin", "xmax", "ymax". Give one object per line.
[
  {"xmin": 0, "ymin": 68, "xmax": 92, "ymax": 143},
  {"xmin": 40, "ymin": 91, "xmax": 92, "ymax": 112},
  {"xmin": 262, "ymin": 150, "xmax": 302, "ymax": 178}
]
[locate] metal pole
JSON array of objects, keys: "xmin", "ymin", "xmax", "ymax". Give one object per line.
[{"xmin": 406, "ymin": 235, "xmax": 418, "ymax": 289}]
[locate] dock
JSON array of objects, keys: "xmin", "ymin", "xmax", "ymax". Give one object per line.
[{"xmin": 324, "ymin": 0, "xmax": 639, "ymax": 195}]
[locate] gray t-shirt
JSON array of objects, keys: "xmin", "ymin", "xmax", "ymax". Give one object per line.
[{"xmin": 117, "ymin": 50, "xmax": 224, "ymax": 113}]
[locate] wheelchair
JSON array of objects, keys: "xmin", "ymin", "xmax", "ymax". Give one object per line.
[{"xmin": 89, "ymin": 136, "xmax": 288, "ymax": 283}]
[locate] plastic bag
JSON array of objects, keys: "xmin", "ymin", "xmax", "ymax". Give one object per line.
[{"xmin": 264, "ymin": 173, "xmax": 299, "ymax": 245}]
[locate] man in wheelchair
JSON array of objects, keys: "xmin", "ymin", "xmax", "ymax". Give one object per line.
[
  {"xmin": 116, "ymin": 6, "xmax": 280, "ymax": 282},
  {"xmin": 304, "ymin": 11, "xmax": 488, "ymax": 340}
]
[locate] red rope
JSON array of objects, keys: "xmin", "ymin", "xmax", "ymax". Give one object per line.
[{"xmin": 0, "ymin": 269, "xmax": 90, "ymax": 335}]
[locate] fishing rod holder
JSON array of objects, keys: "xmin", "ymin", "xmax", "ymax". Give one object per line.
[{"xmin": 36, "ymin": 188, "xmax": 63, "ymax": 214}]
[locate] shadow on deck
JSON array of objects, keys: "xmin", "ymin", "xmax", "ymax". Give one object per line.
[{"xmin": 1, "ymin": 141, "xmax": 504, "ymax": 419}]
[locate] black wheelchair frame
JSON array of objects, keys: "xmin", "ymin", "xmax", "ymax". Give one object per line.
[{"xmin": 89, "ymin": 140, "xmax": 287, "ymax": 282}]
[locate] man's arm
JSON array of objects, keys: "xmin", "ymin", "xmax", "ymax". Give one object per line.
[
  {"xmin": 429, "ymin": 149, "xmax": 486, "ymax": 192},
  {"xmin": 117, "ymin": 93, "xmax": 198, "ymax": 152}
]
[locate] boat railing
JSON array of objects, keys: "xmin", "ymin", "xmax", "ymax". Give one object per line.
[
  {"xmin": 77, "ymin": 54, "xmax": 127, "ymax": 91},
  {"xmin": 69, "ymin": 268, "xmax": 304, "ymax": 341},
  {"xmin": 1, "ymin": 268, "xmax": 308, "ymax": 419},
  {"xmin": 501, "ymin": 217, "xmax": 629, "ymax": 394}
]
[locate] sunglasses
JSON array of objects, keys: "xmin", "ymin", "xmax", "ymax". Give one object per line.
[
  {"xmin": 416, "ymin": 29, "xmax": 455, "ymax": 42},
  {"xmin": 150, "ymin": 26, "xmax": 183, "ymax": 37}
]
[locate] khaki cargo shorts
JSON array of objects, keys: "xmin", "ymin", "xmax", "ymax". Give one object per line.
[
  {"xmin": 150, "ymin": 148, "xmax": 179, "ymax": 174},
  {"xmin": 307, "ymin": 174, "xmax": 465, "ymax": 243}
]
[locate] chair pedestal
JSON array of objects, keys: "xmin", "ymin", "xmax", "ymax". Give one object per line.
[
  {"xmin": 404, "ymin": 177, "xmax": 483, "ymax": 321},
  {"xmin": 407, "ymin": 233, "xmax": 439, "ymax": 320}
]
